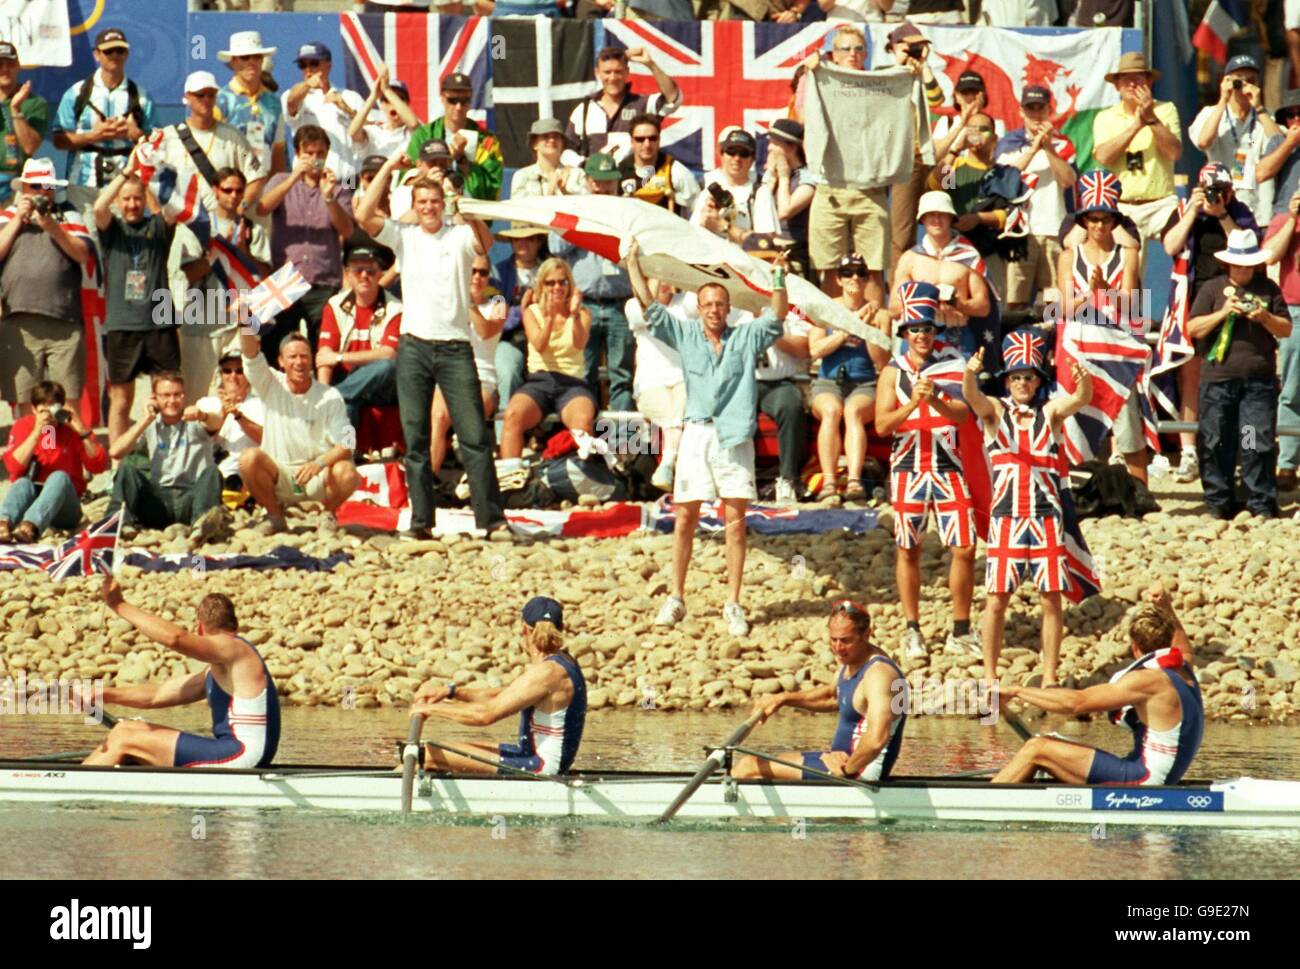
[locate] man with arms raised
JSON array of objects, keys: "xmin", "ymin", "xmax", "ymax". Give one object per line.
[
  {"xmin": 83, "ymin": 577, "xmax": 280, "ymax": 769},
  {"xmin": 993, "ymin": 586, "xmax": 1203, "ymax": 786},
  {"xmin": 566, "ymin": 46, "xmax": 680, "ymax": 163},
  {"xmin": 732, "ymin": 599, "xmax": 907, "ymax": 782}
]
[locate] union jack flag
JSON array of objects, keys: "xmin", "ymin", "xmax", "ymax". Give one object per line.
[
  {"xmin": 244, "ymin": 262, "xmax": 311, "ymax": 330},
  {"xmin": 1002, "ymin": 329, "xmax": 1045, "ymax": 373},
  {"xmin": 209, "ymin": 235, "xmax": 264, "ymax": 294},
  {"xmin": 1150, "ymin": 197, "xmax": 1196, "ymax": 417},
  {"xmin": 133, "ymin": 132, "xmax": 210, "ymax": 247},
  {"xmin": 1075, "ymin": 168, "xmax": 1121, "ymax": 212},
  {"xmin": 896, "ymin": 280, "xmax": 940, "ymax": 327},
  {"xmin": 45, "ymin": 512, "xmax": 122, "ymax": 582},
  {"xmin": 595, "ymin": 20, "xmax": 835, "ymax": 170},
  {"xmin": 341, "ymin": 13, "xmax": 492, "ymax": 129},
  {"xmin": 1055, "ymin": 316, "xmax": 1159, "ymax": 465},
  {"xmin": 986, "ymin": 514, "xmax": 1070, "ymax": 594},
  {"xmin": 0, "ymin": 545, "xmax": 55, "ymax": 571}
]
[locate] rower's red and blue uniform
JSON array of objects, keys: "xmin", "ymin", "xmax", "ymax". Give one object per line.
[
  {"xmin": 1087, "ymin": 651, "xmax": 1204, "ymax": 786},
  {"xmin": 499, "ymin": 653, "xmax": 587, "ymax": 776},
  {"xmin": 801, "ymin": 655, "xmax": 907, "ymax": 782},
  {"xmin": 173, "ymin": 639, "xmax": 281, "ymax": 769}
]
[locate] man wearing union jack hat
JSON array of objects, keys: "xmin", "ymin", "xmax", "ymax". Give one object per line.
[
  {"xmin": 962, "ymin": 331, "xmax": 1092, "ymax": 687},
  {"xmin": 875, "ymin": 280, "xmax": 979, "ymax": 660}
]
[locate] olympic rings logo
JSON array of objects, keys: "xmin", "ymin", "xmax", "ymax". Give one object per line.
[{"xmin": 1187, "ymin": 795, "xmax": 1213, "ymax": 809}]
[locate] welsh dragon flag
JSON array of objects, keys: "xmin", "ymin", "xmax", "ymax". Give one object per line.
[{"xmin": 865, "ymin": 24, "xmax": 1124, "ymax": 172}]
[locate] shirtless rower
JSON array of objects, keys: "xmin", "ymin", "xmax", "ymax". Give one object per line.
[
  {"xmin": 83, "ymin": 577, "xmax": 280, "ymax": 769},
  {"xmin": 731, "ymin": 599, "xmax": 907, "ymax": 781},
  {"xmin": 992, "ymin": 585, "xmax": 1204, "ymax": 786},
  {"xmin": 411, "ymin": 596, "xmax": 587, "ymax": 776},
  {"xmin": 891, "ymin": 191, "xmax": 991, "ymax": 354}
]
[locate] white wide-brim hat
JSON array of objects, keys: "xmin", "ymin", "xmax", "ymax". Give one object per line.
[
  {"xmin": 219, "ymin": 31, "xmax": 277, "ymax": 64},
  {"xmin": 1215, "ymin": 228, "xmax": 1269, "ymax": 267}
]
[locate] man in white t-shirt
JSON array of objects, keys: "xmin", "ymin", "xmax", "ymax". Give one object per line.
[
  {"xmin": 281, "ymin": 41, "xmax": 367, "ymax": 184},
  {"xmin": 358, "ymin": 153, "xmax": 507, "ymax": 541},
  {"xmin": 237, "ymin": 329, "xmax": 360, "ymax": 536},
  {"xmin": 994, "ymin": 85, "xmax": 1078, "ymax": 311},
  {"xmin": 196, "ymin": 348, "xmax": 265, "ymax": 488},
  {"xmin": 1189, "ymin": 54, "xmax": 1279, "ymax": 227}
]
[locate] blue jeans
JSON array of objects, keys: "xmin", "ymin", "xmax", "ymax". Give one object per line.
[
  {"xmin": 1279, "ymin": 307, "xmax": 1300, "ymax": 471},
  {"xmin": 1197, "ymin": 377, "xmax": 1278, "ymax": 516},
  {"xmin": 334, "ymin": 358, "xmax": 398, "ymax": 431},
  {"xmin": 0, "ymin": 472, "xmax": 82, "ymax": 533},
  {"xmin": 584, "ymin": 300, "xmax": 634, "ymax": 412}
]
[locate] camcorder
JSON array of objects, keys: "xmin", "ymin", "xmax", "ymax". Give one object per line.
[{"xmin": 707, "ymin": 181, "xmax": 736, "ymax": 220}]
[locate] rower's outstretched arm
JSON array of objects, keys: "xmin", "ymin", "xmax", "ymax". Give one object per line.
[
  {"xmin": 754, "ymin": 683, "xmax": 837, "ymax": 720},
  {"xmin": 1002, "ymin": 672, "xmax": 1163, "ymax": 718},
  {"xmin": 101, "ymin": 577, "xmax": 243, "ymax": 668},
  {"xmin": 415, "ymin": 666, "xmax": 553, "ymax": 727},
  {"xmin": 99, "ymin": 672, "xmax": 208, "ymax": 710}
]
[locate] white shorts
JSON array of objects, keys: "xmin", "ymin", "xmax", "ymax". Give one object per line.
[
  {"xmin": 272, "ymin": 458, "xmax": 330, "ymax": 507},
  {"xmin": 673, "ymin": 422, "xmax": 756, "ymax": 503}
]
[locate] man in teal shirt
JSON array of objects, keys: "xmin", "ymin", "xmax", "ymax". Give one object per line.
[
  {"xmin": 0, "ymin": 42, "xmax": 48, "ymax": 205},
  {"xmin": 627, "ymin": 241, "xmax": 787, "ymax": 638}
]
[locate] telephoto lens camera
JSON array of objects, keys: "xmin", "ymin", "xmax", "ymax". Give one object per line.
[{"xmin": 30, "ymin": 195, "xmax": 52, "ymax": 217}]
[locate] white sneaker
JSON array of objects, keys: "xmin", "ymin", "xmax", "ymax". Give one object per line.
[
  {"xmin": 945, "ymin": 630, "xmax": 982, "ymax": 657},
  {"xmin": 723, "ymin": 601, "xmax": 749, "ymax": 636},
  {"xmin": 1172, "ymin": 450, "xmax": 1199, "ymax": 484},
  {"xmin": 654, "ymin": 596, "xmax": 686, "ymax": 627},
  {"xmin": 774, "ymin": 477, "xmax": 799, "ymax": 505},
  {"xmin": 900, "ymin": 627, "xmax": 926, "ymax": 659}
]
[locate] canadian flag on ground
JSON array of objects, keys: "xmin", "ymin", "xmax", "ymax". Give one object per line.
[{"xmin": 336, "ymin": 462, "xmax": 411, "ymax": 531}]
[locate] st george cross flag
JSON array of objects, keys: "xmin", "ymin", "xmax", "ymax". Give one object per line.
[
  {"xmin": 459, "ymin": 194, "xmax": 888, "ymax": 346},
  {"xmin": 1055, "ymin": 316, "xmax": 1159, "ymax": 465},
  {"xmin": 341, "ymin": 12, "xmax": 492, "ymax": 128},
  {"xmin": 244, "ymin": 262, "xmax": 311, "ymax": 329},
  {"xmin": 45, "ymin": 511, "xmax": 123, "ymax": 581},
  {"xmin": 1192, "ymin": 0, "xmax": 1249, "ymax": 64}
]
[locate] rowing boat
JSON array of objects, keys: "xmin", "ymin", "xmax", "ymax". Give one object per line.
[{"xmin": 4, "ymin": 760, "xmax": 1299, "ymax": 827}]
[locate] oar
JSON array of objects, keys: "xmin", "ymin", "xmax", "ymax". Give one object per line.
[
  {"xmin": 730, "ymin": 745, "xmax": 879, "ymax": 791},
  {"xmin": 1001, "ymin": 705, "xmax": 1034, "ymax": 743},
  {"xmin": 421, "ymin": 737, "xmax": 573, "ymax": 783},
  {"xmin": 19, "ymin": 707, "xmax": 121, "ymax": 763},
  {"xmin": 656, "ymin": 711, "xmax": 763, "ymax": 824},
  {"xmin": 400, "ymin": 714, "xmax": 425, "ymax": 814}
]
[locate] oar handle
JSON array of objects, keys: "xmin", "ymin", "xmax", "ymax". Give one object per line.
[{"xmin": 400, "ymin": 714, "xmax": 426, "ymax": 814}]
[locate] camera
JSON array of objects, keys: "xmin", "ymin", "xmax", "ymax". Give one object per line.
[
  {"xmin": 1236, "ymin": 293, "xmax": 1263, "ymax": 315},
  {"xmin": 906, "ymin": 43, "xmax": 926, "ymax": 59},
  {"xmin": 52, "ymin": 407, "xmax": 71, "ymax": 424},
  {"xmin": 1232, "ymin": 78, "xmax": 1244, "ymax": 91},
  {"xmin": 1203, "ymin": 186, "xmax": 1224, "ymax": 206},
  {"xmin": 707, "ymin": 181, "xmax": 736, "ymax": 217},
  {"xmin": 311, "ymin": 158, "xmax": 325, "ymax": 172},
  {"xmin": 30, "ymin": 195, "xmax": 52, "ymax": 216},
  {"xmin": 95, "ymin": 154, "xmax": 124, "ymax": 187},
  {"xmin": 1125, "ymin": 151, "xmax": 1145, "ymax": 174},
  {"xmin": 445, "ymin": 170, "xmax": 465, "ymax": 192}
]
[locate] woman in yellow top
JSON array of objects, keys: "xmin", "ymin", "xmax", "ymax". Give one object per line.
[{"xmin": 499, "ymin": 257, "xmax": 596, "ymax": 458}]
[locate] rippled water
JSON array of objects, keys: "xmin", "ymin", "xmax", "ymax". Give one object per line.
[{"xmin": 2, "ymin": 710, "xmax": 1298, "ymax": 879}]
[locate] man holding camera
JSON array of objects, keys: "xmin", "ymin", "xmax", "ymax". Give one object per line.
[
  {"xmin": 1184, "ymin": 229, "xmax": 1290, "ymax": 519},
  {"xmin": 51, "ymin": 28, "xmax": 155, "ymax": 212},
  {"xmin": 0, "ymin": 159, "xmax": 93, "ymax": 413},
  {"xmin": 1189, "ymin": 55, "xmax": 1280, "ymax": 227},
  {"xmin": 1091, "ymin": 53, "xmax": 1181, "ymax": 274},
  {"xmin": 405, "ymin": 72, "xmax": 503, "ymax": 202}
]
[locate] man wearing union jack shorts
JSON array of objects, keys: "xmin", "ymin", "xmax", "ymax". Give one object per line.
[
  {"xmin": 962, "ymin": 331, "xmax": 1092, "ymax": 688},
  {"xmin": 875, "ymin": 281, "xmax": 978, "ymax": 660}
]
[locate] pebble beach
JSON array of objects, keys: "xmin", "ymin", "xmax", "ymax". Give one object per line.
[{"xmin": 3, "ymin": 471, "xmax": 1298, "ymax": 727}]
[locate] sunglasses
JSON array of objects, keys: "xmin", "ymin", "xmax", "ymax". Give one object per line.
[
  {"xmin": 351, "ymin": 266, "xmax": 381, "ymax": 276},
  {"xmin": 837, "ymin": 268, "xmax": 869, "ymax": 279},
  {"xmin": 299, "ymin": 60, "xmax": 324, "ymax": 68},
  {"xmin": 1008, "ymin": 372, "xmax": 1039, "ymax": 383},
  {"xmin": 835, "ymin": 45, "xmax": 866, "ymax": 53},
  {"xmin": 444, "ymin": 96, "xmax": 470, "ymax": 106},
  {"xmin": 632, "ymin": 135, "xmax": 659, "ymax": 143},
  {"xmin": 831, "ymin": 598, "xmax": 868, "ymax": 618},
  {"xmin": 723, "ymin": 149, "xmax": 753, "ymax": 158},
  {"xmin": 99, "ymin": 49, "xmax": 128, "ymax": 58},
  {"xmin": 219, "ymin": 365, "xmax": 244, "ymax": 375},
  {"xmin": 544, "ymin": 279, "xmax": 570, "ymax": 287},
  {"xmin": 471, "ymin": 268, "xmax": 490, "ymax": 277},
  {"xmin": 216, "ymin": 185, "xmax": 244, "ymax": 194},
  {"xmin": 969, "ymin": 125, "xmax": 994, "ymax": 132},
  {"xmin": 903, "ymin": 324, "xmax": 936, "ymax": 335}
]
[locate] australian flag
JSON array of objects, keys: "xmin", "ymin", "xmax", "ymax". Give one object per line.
[
  {"xmin": 341, "ymin": 13, "xmax": 492, "ymax": 132},
  {"xmin": 44, "ymin": 511, "xmax": 122, "ymax": 582}
]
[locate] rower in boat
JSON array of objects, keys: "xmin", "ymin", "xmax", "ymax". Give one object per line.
[
  {"xmin": 83, "ymin": 577, "xmax": 280, "ymax": 768},
  {"xmin": 731, "ymin": 599, "xmax": 907, "ymax": 781},
  {"xmin": 993, "ymin": 586, "xmax": 1204, "ymax": 785},
  {"xmin": 411, "ymin": 596, "xmax": 587, "ymax": 776}
]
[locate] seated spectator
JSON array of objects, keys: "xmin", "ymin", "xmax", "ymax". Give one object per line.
[
  {"xmin": 565, "ymin": 46, "xmax": 680, "ymax": 164},
  {"xmin": 511, "ymin": 118, "xmax": 585, "ymax": 199},
  {"xmin": 618, "ymin": 113, "xmax": 699, "ymax": 215},
  {"xmin": 255, "ymin": 124, "xmax": 354, "ymax": 360},
  {"xmin": 692, "ymin": 128, "xmax": 760, "ymax": 245},
  {"xmin": 626, "ymin": 278, "xmax": 687, "ymax": 492},
  {"xmin": 237, "ymin": 329, "xmax": 360, "ymax": 536},
  {"xmin": 757, "ymin": 118, "xmax": 812, "ymax": 277},
  {"xmin": 406, "ymin": 72, "xmax": 503, "ymax": 201},
  {"xmin": 0, "ymin": 381, "xmax": 107, "ymax": 543},
  {"xmin": 1185, "ymin": 230, "xmax": 1291, "ymax": 519},
  {"xmin": 317, "ymin": 244, "xmax": 401, "ymax": 431},
  {"xmin": 348, "ymin": 66, "xmax": 419, "ymax": 162},
  {"xmin": 433, "ymin": 254, "xmax": 504, "ymax": 473},
  {"xmin": 281, "ymin": 41, "xmax": 366, "ymax": 183},
  {"xmin": 0, "ymin": 159, "xmax": 93, "ymax": 413},
  {"xmin": 107, "ymin": 372, "xmax": 228, "ymax": 544},
  {"xmin": 751, "ymin": 299, "xmax": 812, "ymax": 505},
  {"xmin": 929, "ymin": 110, "xmax": 1012, "ymax": 296},
  {"xmin": 1189, "ymin": 55, "xmax": 1278, "ymax": 227},
  {"xmin": 0, "ymin": 40, "xmax": 50, "ymax": 206},
  {"xmin": 499, "ymin": 258, "xmax": 596, "ymax": 459},
  {"xmin": 493, "ymin": 222, "xmax": 549, "ymax": 409},
  {"xmin": 994, "ymin": 85, "xmax": 1077, "ymax": 312},
  {"xmin": 94, "ymin": 164, "xmax": 179, "ymax": 444},
  {"xmin": 195, "ymin": 349, "xmax": 264, "ymax": 491},
  {"xmin": 808, "ymin": 253, "xmax": 890, "ymax": 503}
]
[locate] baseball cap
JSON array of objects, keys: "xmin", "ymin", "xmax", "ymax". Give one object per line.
[
  {"xmin": 1021, "ymin": 85, "xmax": 1051, "ymax": 107},
  {"xmin": 94, "ymin": 29, "xmax": 130, "ymax": 51},
  {"xmin": 294, "ymin": 42, "xmax": 331, "ymax": 65},
  {"xmin": 837, "ymin": 252, "xmax": 868, "ymax": 272},
  {"xmin": 917, "ymin": 190, "xmax": 957, "ymax": 219},
  {"xmin": 522, "ymin": 596, "xmax": 564, "ymax": 631},
  {"xmin": 345, "ymin": 244, "xmax": 383, "ymax": 264},
  {"xmin": 184, "ymin": 71, "xmax": 219, "ymax": 95},
  {"xmin": 1199, "ymin": 162, "xmax": 1233, "ymax": 189},
  {"xmin": 1224, "ymin": 54, "xmax": 1260, "ymax": 75},
  {"xmin": 0, "ymin": 41, "xmax": 19, "ymax": 62},
  {"xmin": 360, "ymin": 154, "xmax": 387, "ymax": 175},
  {"xmin": 767, "ymin": 118, "xmax": 804, "ymax": 145},
  {"xmin": 956, "ymin": 71, "xmax": 985, "ymax": 92},
  {"xmin": 887, "ymin": 22, "xmax": 926, "ymax": 47},
  {"xmin": 442, "ymin": 72, "xmax": 473, "ymax": 92},
  {"xmin": 584, "ymin": 152, "xmax": 620, "ymax": 180},
  {"xmin": 419, "ymin": 140, "xmax": 452, "ymax": 164},
  {"xmin": 388, "ymin": 80, "xmax": 410, "ymax": 101},
  {"xmin": 719, "ymin": 128, "xmax": 756, "ymax": 155}
]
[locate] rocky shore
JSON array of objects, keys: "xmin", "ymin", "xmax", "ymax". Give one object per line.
[{"xmin": 2, "ymin": 478, "xmax": 1298, "ymax": 725}]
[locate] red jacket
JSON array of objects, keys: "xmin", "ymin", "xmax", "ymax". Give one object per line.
[{"xmin": 2, "ymin": 416, "xmax": 108, "ymax": 496}]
